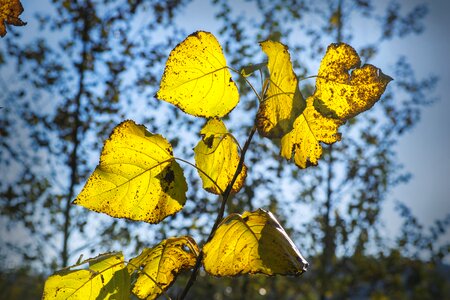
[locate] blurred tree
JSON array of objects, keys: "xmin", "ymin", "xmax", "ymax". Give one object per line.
[
  {"xmin": 203, "ymin": 0, "xmax": 446, "ymax": 299},
  {"xmin": 1, "ymin": 0, "xmax": 449, "ymax": 299},
  {"xmin": 0, "ymin": 0, "xmax": 190, "ymax": 271}
]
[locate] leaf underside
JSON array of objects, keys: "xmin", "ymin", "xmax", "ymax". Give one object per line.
[{"xmin": 203, "ymin": 209, "xmax": 308, "ymax": 276}]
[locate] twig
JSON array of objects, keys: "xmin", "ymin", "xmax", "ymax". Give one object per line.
[{"xmin": 178, "ymin": 125, "xmax": 257, "ymax": 299}]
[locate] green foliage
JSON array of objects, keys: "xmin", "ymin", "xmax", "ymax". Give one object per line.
[{"xmin": 43, "ymin": 30, "xmax": 390, "ymax": 299}]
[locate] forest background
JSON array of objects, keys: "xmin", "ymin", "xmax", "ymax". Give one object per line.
[{"xmin": 1, "ymin": 0, "xmax": 449, "ymax": 299}]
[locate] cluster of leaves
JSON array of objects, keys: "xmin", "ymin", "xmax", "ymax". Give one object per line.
[
  {"xmin": 210, "ymin": 2, "xmax": 439, "ymax": 296},
  {"xmin": 1, "ymin": 0, "xmax": 192, "ymax": 271},
  {"xmin": 42, "ymin": 30, "xmax": 390, "ymax": 299}
]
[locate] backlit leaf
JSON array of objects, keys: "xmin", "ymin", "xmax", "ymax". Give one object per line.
[
  {"xmin": 280, "ymin": 97, "xmax": 343, "ymax": 168},
  {"xmin": 73, "ymin": 120, "xmax": 187, "ymax": 223},
  {"xmin": 256, "ymin": 40, "xmax": 304, "ymax": 138},
  {"xmin": 203, "ymin": 209, "xmax": 308, "ymax": 276},
  {"xmin": 42, "ymin": 252, "xmax": 129, "ymax": 300},
  {"xmin": 127, "ymin": 236, "xmax": 199, "ymax": 300},
  {"xmin": 0, "ymin": 0, "xmax": 26, "ymax": 37},
  {"xmin": 155, "ymin": 31, "xmax": 239, "ymax": 118},
  {"xmin": 313, "ymin": 43, "xmax": 392, "ymax": 120},
  {"xmin": 194, "ymin": 118, "xmax": 247, "ymax": 195}
]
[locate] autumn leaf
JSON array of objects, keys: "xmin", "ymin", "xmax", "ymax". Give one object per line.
[
  {"xmin": 194, "ymin": 118, "xmax": 247, "ymax": 195},
  {"xmin": 155, "ymin": 31, "xmax": 239, "ymax": 118},
  {"xmin": 279, "ymin": 43, "xmax": 391, "ymax": 168},
  {"xmin": 256, "ymin": 40, "xmax": 305, "ymax": 138},
  {"xmin": 203, "ymin": 209, "xmax": 308, "ymax": 276},
  {"xmin": 313, "ymin": 43, "xmax": 392, "ymax": 120},
  {"xmin": 128, "ymin": 236, "xmax": 199, "ymax": 300},
  {"xmin": 42, "ymin": 252, "xmax": 130, "ymax": 300},
  {"xmin": 0, "ymin": 0, "xmax": 26, "ymax": 37},
  {"xmin": 280, "ymin": 97, "xmax": 343, "ymax": 168},
  {"xmin": 73, "ymin": 120, "xmax": 187, "ymax": 224}
]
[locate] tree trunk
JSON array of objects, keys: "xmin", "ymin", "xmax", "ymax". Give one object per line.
[
  {"xmin": 61, "ymin": 6, "xmax": 90, "ymax": 268},
  {"xmin": 320, "ymin": 1, "xmax": 343, "ymax": 298}
]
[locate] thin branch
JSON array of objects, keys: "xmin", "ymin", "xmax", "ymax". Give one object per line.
[
  {"xmin": 62, "ymin": 5, "xmax": 90, "ymax": 267},
  {"xmin": 178, "ymin": 125, "xmax": 257, "ymax": 300},
  {"xmin": 228, "ymin": 66, "xmax": 263, "ymax": 102},
  {"xmin": 175, "ymin": 157, "xmax": 224, "ymax": 195},
  {"xmin": 298, "ymin": 75, "xmax": 318, "ymax": 82}
]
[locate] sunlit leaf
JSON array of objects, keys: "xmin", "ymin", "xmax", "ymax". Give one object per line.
[
  {"xmin": 127, "ymin": 236, "xmax": 199, "ymax": 300},
  {"xmin": 73, "ymin": 120, "xmax": 187, "ymax": 223},
  {"xmin": 194, "ymin": 118, "xmax": 247, "ymax": 195},
  {"xmin": 155, "ymin": 31, "xmax": 239, "ymax": 118},
  {"xmin": 42, "ymin": 252, "xmax": 129, "ymax": 300},
  {"xmin": 280, "ymin": 97, "xmax": 343, "ymax": 168},
  {"xmin": 0, "ymin": 0, "xmax": 26, "ymax": 37},
  {"xmin": 203, "ymin": 209, "xmax": 308, "ymax": 276},
  {"xmin": 313, "ymin": 43, "xmax": 392, "ymax": 120},
  {"xmin": 256, "ymin": 40, "xmax": 304, "ymax": 138}
]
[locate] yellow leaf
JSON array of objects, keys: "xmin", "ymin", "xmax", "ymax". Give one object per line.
[
  {"xmin": 155, "ymin": 31, "xmax": 239, "ymax": 118},
  {"xmin": 0, "ymin": 0, "xmax": 26, "ymax": 37},
  {"xmin": 73, "ymin": 120, "xmax": 187, "ymax": 223},
  {"xmin": 256, "ymin": 40, "xmax": 304, "ymax": 138},
  {"xmin": 128, "ymin": 236, "xmax": 199, "ymax": 300},
  {"xmin": 313, "ymin": 43, "xmax": 392, "ymax": 120},
  {"xmin": 42, "ymin": 252, "xmax": 129, "ymax": 300},
  {"xmin": 280, "ymin": 97, "xmax": 343, "ymax": 168},
  {"xmin": 203, "ymin": 209, "xmax": 308, "ymax": 276},
  {"xmin": 194, "ymin": 118, "xmax": 247, "ymax": 195}
]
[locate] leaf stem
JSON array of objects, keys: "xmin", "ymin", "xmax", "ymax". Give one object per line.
[
  {"xmin": 228, "ymin": 66, "xmax": 263, "ymax": 102},
  {"xmin": 175, "ymin": 157, "xmax": 224, "ymax": 195},
  {"xmin": 178, "ymin": 125, "xmax": 257, "ymax": 300},
  {"xmin": 298, "ymin": 74, "xmax": 318, "ymax": 82}
]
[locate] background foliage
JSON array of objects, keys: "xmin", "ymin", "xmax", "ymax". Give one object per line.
[{"xmin": 1, "ymin": 0, "xmax": 449, "ymax": 299}]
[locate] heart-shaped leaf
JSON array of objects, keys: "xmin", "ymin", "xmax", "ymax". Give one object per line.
[
  {"xmin": 156, "ymin": 31, "xmax": 239, "ymax": 118},
  {"xmin": 313, "ymin": 43, "xmax": 392, "ymax": 120},
  {"xmin": 73, "ymin": 120, "xmax": 187, "ymax": 223}
]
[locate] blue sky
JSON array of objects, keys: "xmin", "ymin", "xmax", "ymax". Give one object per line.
[
  {"xmin": 378, "ymin": 0, "xmax": 450, "ymax": 235},
  {"xmin": 170, "ymin": 1, "xmax": 450, "ymax": 258},
  {"xmin": 175, "ymin": 0, "xmax": 450, "ymax": 241},
  {"xmin": 3, "ymin": 0, "xmax": 448, "ymax": 267}
]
